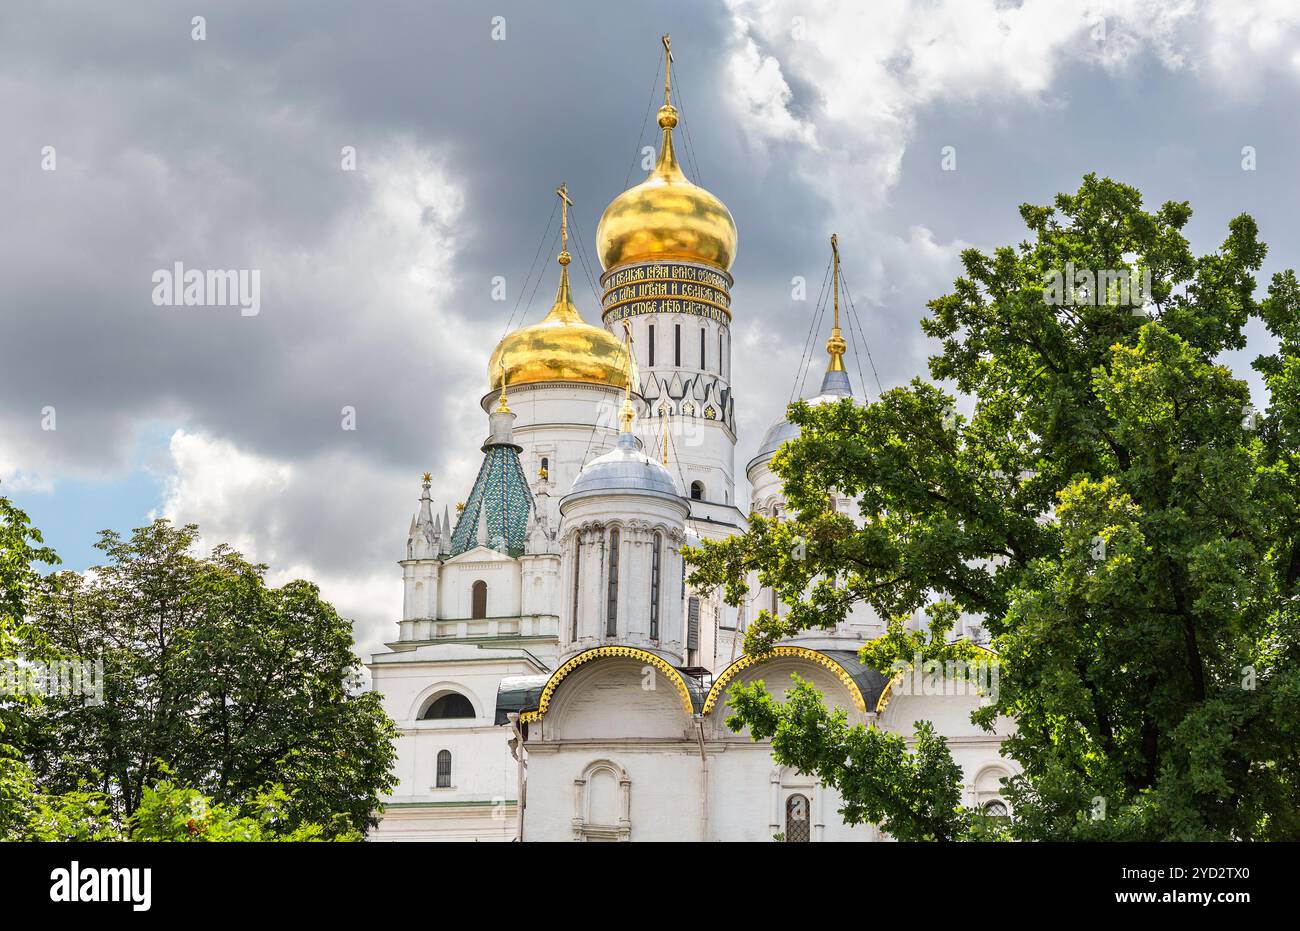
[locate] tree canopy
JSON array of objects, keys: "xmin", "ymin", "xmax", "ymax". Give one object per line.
[
  {"xmin": 688, "ymin": 175, "xmax": 1300, "ymax": 840},
  {"xmin": 5, "ymin": 512, "xmax": 396, "ymax": 840}
]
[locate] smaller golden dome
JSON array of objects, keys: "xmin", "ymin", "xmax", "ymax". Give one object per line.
[
  {"xmin": 489, "ymin": 251, "xmax": 636, "ymax": 391},
  {"xmin": 596, "ymin": 103, "xmax": 737, "ymax": 272}
]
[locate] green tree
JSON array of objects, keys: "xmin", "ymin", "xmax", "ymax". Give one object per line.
[
  {"xmin": 0, "ymin": 491, "xmax": 59, "ymax": 837},
  {"xmin": 23, "ymin": 519, "xmax": 397, "ymax": 838},
  {"xmin": 129, "ymin": 778, "xmax": 360, "ymax": 842},
  {"xmin": 688, "ymin": 175, "xmax": 1300, "ymax": 840}
]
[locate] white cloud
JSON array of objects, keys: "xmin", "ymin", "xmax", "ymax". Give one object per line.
[{"xmin": 157, "ymin": 428, "xmax": 407, "ymax": 669}]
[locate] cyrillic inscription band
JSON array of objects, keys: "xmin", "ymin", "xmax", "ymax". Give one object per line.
[{"xmin": 601, "ymin": 261, "xmax": 733, "ymax": 322}]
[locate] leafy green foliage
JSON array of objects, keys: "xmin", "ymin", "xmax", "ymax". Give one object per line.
[
  {"xmin": 0, "ymin": 491, "xmax": 60, "ymax": 838},
  {"xmin": 129, "ymin": 779, "xmax": 360, "ymax": 842},
  {"xmin": 731, "ymin": 674, "xmax": 969, "ymax": 840},
  {"xmin": 21, "ymin": 519, "xmax": 397, "ymax": 838},
  {"xmin": 689, "ymin": 175, "xmax": 1300, "ymax": 840}
]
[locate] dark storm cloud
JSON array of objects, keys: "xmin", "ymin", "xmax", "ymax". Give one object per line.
[{"xmin": 6, "ymin": 1, "xmax": 1300, "ymax": 660}]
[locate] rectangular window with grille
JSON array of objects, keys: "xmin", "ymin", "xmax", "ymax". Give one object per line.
[
  {"xmin": 687, "ymin": 596, "xmax": 700, "ymax": 650},
  {"xmin": 436, "ymin": 750, "xmax": 452, "ymax": 788},
  {"xmin": 675, "ymin": 324, "xmax": 681, "ymax": 366}
]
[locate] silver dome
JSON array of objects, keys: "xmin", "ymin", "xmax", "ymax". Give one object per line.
[
  {"xmin": 746, "ymin": 369, "xmax": 855, "ymax": 477},
  {"xmin": 564, "ymin": 432, "xmax": 682, "ymax": 504}
]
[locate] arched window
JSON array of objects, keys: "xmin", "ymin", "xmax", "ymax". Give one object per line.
[
  {"xmin": 785, "ymin": 794, "xmax": 810, "ymax": 842},
  {"xmin": 421, "ymin": 692, "xmax": 476, "ymax": 720},
  {"xmin": 699, "ymin": 326, "xmax": 706, "ymax": 369},
  {"xmin": 690, "ymin": 481, "xmax": 704, "ymax": 501},
  {"xmin": 471, "ymin": 580, "xmax": 487, "ymax": 619},
  {"xmin": 648, "ymin": 324, "xmax": 655, "ymax": 367},
  {"xmin": 649, "ymin": 532, "xmax": 662, "ymax": 640},
  {"xmin": 606, "ymin": 528, "xmax": 620, "ymax": 637},
  {"xmin": 540, "ymin": 456, "xmax": 549, "ymax": 475},
  {"xmin": 436, "ymin": 750, "xmax": 452, "ymax": 788},
  {"xmin": 983, "ymin": 799, "xmax": 1009, "ymax": 818}
]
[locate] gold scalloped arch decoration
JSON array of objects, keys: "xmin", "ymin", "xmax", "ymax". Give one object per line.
[
  {"xmin": 519, "ymin": 646, "xmax": 696, "ymax": 723},
  {"xmin": 702, "ymin": 646, "xmax": 867, "ymax": 716},
  {"xmin": 874, "ymin": 640, "xmax": 1000, "ymax": 715}
]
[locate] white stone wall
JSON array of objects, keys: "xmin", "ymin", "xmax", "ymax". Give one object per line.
[
  {"xmin": 439, "ymin": 548, "xmax": 521, "ymax": 619},
  {"xmin": 558, "ymin": 494, "xmax": 688, "ymax": 663},
  {"xmin": 369, "ymin": 644, "xmax": 545, "ymax": 842}
]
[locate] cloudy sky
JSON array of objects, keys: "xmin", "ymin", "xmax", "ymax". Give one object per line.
[{"xmin": 4, "ymin": 0, "xmax": 1300, "ymax": 663}]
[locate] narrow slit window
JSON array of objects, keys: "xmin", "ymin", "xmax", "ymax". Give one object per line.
[
  {"xmin": 650, "ymin": 532, "xmax": 662, "ymax": 640},
  {"xmin": 571, "ymin": 537, "xmax": 582, "ymax": 640},
  {"xmin": 606, "ymin": 529, "xmax": 620, "ymax": 637}
]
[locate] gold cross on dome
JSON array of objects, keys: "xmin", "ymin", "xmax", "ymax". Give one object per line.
[
  {"xmin": 555, "ymin": 183, "xmax": 574, "ymax": 253},
  {"xmin": 662, "ymin": 35, "xmax": 674, "ymax": 106}
]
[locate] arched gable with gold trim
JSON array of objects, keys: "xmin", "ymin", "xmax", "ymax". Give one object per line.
[
  {"xmin": 520, "ymin": 646, "xmax": 697, "ymax": 724},
  {"xmin": 702, "ymin": 646, "xmax": 874, "ymax": 717}
]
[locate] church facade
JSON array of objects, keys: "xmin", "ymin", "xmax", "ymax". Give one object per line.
[{"xmin": 367, "ymin": 40, "xmax": 1014, "ymax": 842}]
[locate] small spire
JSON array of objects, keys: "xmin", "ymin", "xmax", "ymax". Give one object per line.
[
  {"xmin": 653, "ymin": 37, "xmax": 683, "ymax": 177},
  {"xmin": 662, "ymin": 34, "xmax": 673, "ymax": 107},
  {"xmin": 497, "ymin": 355, "xmax": 511, "ymax": 413},
  {"xmin": 542, "ymin": 183, "xmax": 582, "ymax": 324},
  {"xmin": 826, "ymin": 233, "xmax": 847, "ymax": 373},
  {"xmin": 619, "ymin": 321, "xmax": 636, "ymax": 433}
]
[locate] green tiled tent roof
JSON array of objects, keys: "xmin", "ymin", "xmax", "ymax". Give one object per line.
[{"xmin": 449, "ymin": 444, "xmax": 533, "ymax": 557}]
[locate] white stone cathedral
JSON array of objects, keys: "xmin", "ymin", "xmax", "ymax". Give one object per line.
[{"xmin": 368, "ymin": 40, "xmax": 1014, "ymax": 842}]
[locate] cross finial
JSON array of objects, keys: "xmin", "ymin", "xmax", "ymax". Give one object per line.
[
  {"xmin": 662, "ymin": 34, "xmax": 673, "ymax": 106},
  {"xmin": 421, "ymin": 472, "xmax": 432, "ymax": 484},
  {"xmin": 831, "ymin": 233, "xmax": 840, "ymax": 332},
  {"xmin": 826, "ymin": 233, "xmax": 847, "ymax": 373},
  {"xmin": 556, "ymin": 183, "xmax": 574, "ymax": 258}
]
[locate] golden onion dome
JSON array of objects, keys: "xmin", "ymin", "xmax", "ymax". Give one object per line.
[
  {"xmin": 489, "ymin": 248, "xmax": 636, "ymax": 391},
  {"xmin": 596, "ymin": 102, "xmax": 737, "ymax": 272}
]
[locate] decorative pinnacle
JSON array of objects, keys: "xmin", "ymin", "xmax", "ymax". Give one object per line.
[
  {"xmin": 497, "ymin": 355, "xmax": 511, "ymax": 412},
  {"xmin": 657, "ymin": 35, "xmax": 679, "ymax": 133},
  {"xmin": 556, "ymin": 183, "xmax": 574, "ymax": 266},
  {"xmin": 826, "ymin": 232, "xmax": 846, "ymax": 373},
  {"xmin": 619, "ymin": 321, "xmax": 636, "ymax": 433},
  {"xmin": 662, "ymin": 34, "xmax": 673, "ymax": 107}
]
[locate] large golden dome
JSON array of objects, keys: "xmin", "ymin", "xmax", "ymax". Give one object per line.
[
  {"xmin": 489, "ymin": 251, "xmax": 635, "ymax": 391},
  {"xmin": 596, "ymin": 103, "xmax": 737, "ymax": 272}
]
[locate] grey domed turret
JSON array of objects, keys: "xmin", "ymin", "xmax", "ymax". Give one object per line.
[{"xmin": 565, "ymin": 432, "xmax": 680, "ymax": 505}]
